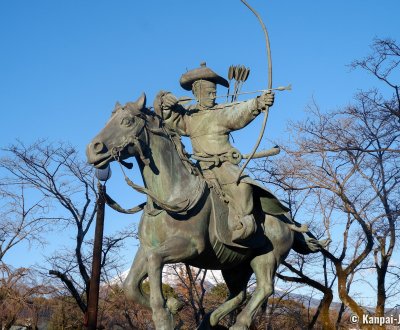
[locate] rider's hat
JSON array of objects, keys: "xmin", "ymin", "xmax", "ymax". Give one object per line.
[{"xmin": 180, "ymin": 62, "xmax": 229, "ymax": 91}]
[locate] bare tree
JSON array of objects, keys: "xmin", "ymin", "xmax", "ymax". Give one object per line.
[
  {"xmin": 349, "ymin": 38, "xmax": 400, "ymax": 319},
  {"xmin": 350, "ymin": 38, "xmax": 400, "ymax": 121},
  {"xmin": 0, "ymin": 140, "xmax": 137, "ymax": 318},
  {"xmin": 253, "ymin": 38, "xmax": 399, "ymax": 326},
  {"xmin": 0, "ymin": 184, "xmax": 53, "ymax": 262}
]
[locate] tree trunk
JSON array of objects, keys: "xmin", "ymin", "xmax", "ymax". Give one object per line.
[{"xmin": 376, "ymin": 265, "xmax": 386, "ymax": 317}]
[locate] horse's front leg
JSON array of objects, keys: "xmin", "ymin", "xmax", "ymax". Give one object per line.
[
  {"xmin": 147, "ymin": 236, "xmax": 203, "ymax": 330},
  {"xmin": 147, "ymin": 250, "xmax": 174, "ymax": 330},
  {"xmin": 124, "ymin": 247, "xmax": 150, "ymax": 308}
]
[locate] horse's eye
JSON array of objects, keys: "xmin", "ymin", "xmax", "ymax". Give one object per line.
[{"xmin": 121, "ymin": 117, "xmax": 133, "ymax": 127}]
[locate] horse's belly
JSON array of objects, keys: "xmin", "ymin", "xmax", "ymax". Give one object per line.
[{"xmin": 188, "ymin": 239, "xmax": 252, "ymax": 270}]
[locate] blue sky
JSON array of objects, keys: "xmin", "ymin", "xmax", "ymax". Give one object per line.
[
  {"xmin": 1, "ymin": 0, "xmax": 399, "ymax": 305},
  {"xmin": 1, "ymin": 1, "xmax": 398, "ymax": 150}
]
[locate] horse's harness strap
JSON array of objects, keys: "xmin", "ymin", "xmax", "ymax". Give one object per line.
[
  {"xmin": 115, "ymin": 156, "xmax": 206, "ymax": 215},
  {"xmin": 103, "ymin": 190, "xmax": 146, "ymax": 214},
  {"xmin": 124, "ymin": 176, "xmax": 206, "ymax": 215}
]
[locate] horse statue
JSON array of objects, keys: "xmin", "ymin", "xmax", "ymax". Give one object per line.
[{"xmin": 86, "ymin": 94, "xmax": 328, "ymax": 330}]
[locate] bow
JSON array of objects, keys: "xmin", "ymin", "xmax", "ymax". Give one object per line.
[{"xmin": 236, "ymin": 0, "xmax": 272, "ymax": 183}]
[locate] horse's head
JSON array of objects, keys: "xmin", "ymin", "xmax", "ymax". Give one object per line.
[{"xmin": 86, "ymin": 93, "xmax": 149, "ymax": 169}]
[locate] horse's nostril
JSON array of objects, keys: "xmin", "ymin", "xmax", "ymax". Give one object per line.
[{"xmin": 93, "ymin": 141, "xmax": 105, "ymax": 153}]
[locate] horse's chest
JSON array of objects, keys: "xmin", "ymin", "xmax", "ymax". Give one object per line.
[{"xmin": 139, "ymin": 215, "xmax": 170, "ymax": 246}]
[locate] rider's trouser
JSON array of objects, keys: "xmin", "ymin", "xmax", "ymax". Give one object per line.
[{"xmin": 201, "ymin": 162, "xmax": 255, "ymax": 238}]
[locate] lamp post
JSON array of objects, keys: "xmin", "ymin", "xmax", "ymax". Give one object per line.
[{"xmin": 86, "ymin": 165, "xmax": 111, "ymax": 330}]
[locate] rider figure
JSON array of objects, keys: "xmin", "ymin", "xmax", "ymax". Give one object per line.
[{"xmin": 154, "ymin": 62, "xmax": 284, "ymax": 243}]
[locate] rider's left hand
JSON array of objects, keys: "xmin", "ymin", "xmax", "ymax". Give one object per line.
[
  {"xmin": 264, "ymin": 91, "xmax": 274, "ymax": 107},
  {"xmin": 257, "ymin": 91, "xmax": 274, "ymax": 111}
]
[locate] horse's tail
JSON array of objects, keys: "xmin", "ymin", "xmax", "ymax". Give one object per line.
[
  {"xmin": 276, "ymin": 216, "xmax": 329, "ymax": 254},
  {"xmin": 286, "ymin": 223, "xmax": 309, "ymax": 233},
  {"xmin": 291, "ymin": 230, "xmax": 331, "ymax": 255}
]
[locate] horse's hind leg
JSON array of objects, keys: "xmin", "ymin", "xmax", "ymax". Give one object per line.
[
  {"xmin": 123, "ymin": 247, "xmax": 150, "ymax": 309},
  {"xmin": 208, "ymin": 265, "xmax": 252, "ymax": 327},
  {"xmin": 231, "ymin": 253, "xmax": 277, "ymax": 330}
]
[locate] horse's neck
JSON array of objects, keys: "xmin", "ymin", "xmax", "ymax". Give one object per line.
[{"xmin": 138, "ymin": 128, "xmax": 199, "ymax": 203}]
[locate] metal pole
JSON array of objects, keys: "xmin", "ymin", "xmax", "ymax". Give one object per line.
[{"xmin": 86, "ymin": 182, "xmax": 106, "ymax": 330}]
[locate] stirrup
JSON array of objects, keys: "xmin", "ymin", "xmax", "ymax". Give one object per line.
[{"xmin": 232, "ymin": 215, "xmax": 256, "ymax": 243}]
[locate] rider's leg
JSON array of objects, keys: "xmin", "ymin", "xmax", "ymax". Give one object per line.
[
  {"xmin": 223, "ymin": 182, "xmax": 256, "ymax": 242},
  {"xmin": 223, "ymin": 181, "xmax": 253, "ymax": 215}
]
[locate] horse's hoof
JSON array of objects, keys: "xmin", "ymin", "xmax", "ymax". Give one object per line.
[
  {"xmin": 229, "ymin": 326, "xmax": 248, "ymax": 330},
  {"xmin": 229, "ymin": 321, "xmax": 249, "ymax": 330},
  {"xmin": 166, "ymin": 297, "xmax": 184, "ymax": 315}
]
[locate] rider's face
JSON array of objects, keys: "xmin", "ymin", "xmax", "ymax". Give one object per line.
[{"xmin": 194, "ymin": 81, "xmax": 216, "ymax": 108}]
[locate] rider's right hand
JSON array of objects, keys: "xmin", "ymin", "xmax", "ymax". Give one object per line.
[{"xmin": 162, "ymin": 93, "xmax": 179, "ymax": 110}]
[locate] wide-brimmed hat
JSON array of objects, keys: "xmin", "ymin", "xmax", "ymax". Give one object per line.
[{"xmin": 179, "ymin": 62, "xmax": 229, "ymax": 91}]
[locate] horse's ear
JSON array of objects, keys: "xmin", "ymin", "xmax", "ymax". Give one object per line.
[
  {"xmin": 136, "ymin": 93, "xmax": 146, "ymax": 110},
  {"xmin": 112, "ymin": 101, "xmax": 121, "ymax": 115}
]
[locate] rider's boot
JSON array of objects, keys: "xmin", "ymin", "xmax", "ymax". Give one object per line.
[{"xmin": 231, "ymin": 214, "xmax": 257, "ymax": 243}]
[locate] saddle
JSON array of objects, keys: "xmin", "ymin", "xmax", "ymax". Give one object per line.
[{"xmin": 208, "ymin": 187, "xmax": 311, "ymax": 250}]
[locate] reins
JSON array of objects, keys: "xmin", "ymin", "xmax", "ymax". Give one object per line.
[
  {"xmin": 114, "ymin": 154, "xmax": 191, "ymax": 213},
  {"xmin": 100, "ymin": 181, "xmax": 146, "ymax": 215}
]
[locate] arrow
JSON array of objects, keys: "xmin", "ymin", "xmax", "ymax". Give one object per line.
[{"xmin": 177, "ymin": 84, "xmax": 291, "ymax": 104}]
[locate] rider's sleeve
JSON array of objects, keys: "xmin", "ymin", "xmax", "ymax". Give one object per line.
[
  {"xmin": 220, "ymin": 98, "xmax": 260, "ymax": 131},
  {"xmin": 153, "ymin": 91, "xmax": 189, "ymax": 136}
]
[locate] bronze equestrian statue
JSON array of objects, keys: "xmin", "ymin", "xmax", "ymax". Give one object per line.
[{"xmin": 86, "ymin": 65, "xmax": 328, "ymax": 329}]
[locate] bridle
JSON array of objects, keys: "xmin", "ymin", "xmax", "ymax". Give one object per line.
[{"xmin": 110, "ymin": 113, "xmax": 150, "ymax": 167}]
